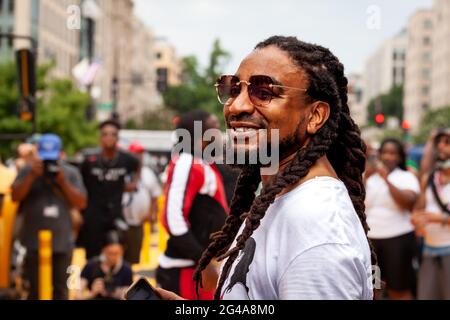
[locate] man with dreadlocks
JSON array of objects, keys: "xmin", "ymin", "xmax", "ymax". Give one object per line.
[{"xmin": 156, "ymin": 36, "xmax": 375, "ymax": 300}]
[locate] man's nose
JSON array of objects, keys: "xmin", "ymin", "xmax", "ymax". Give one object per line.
[{"xmin": 227, "ymin": 87, "xmax": 256, "ymax": 116}]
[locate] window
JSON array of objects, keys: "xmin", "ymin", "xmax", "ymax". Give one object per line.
[
  {"xmin": 156, "ymin": 52, "xmax": 162, "ymax": 59},
  {"xmin": 423, "ymin": 36, "xmax": 431, "ymax": 46},
  {"xmin": 0, "ymin": 0, "xmax": 3, "ymax": 13},
  {"xmin": 422, "ymin": 69, "xmax": 431, "ymax": 79},
  {"xmin": 9, "ymin": 0, "xmax": 14, "ymax": 13},
  {"xmin": 423, "ymin": 19, "xmax": 432, "ymax": 29},
  {"xmin": 422, "ymin": 52, "xmax": 431, "ymax": 62},
  {"xmin": 156, "ymin": 67, "xmax": 168, "ymax": 92},
  {"xmin": 422, "ymin": 103, "xmax": 429, "ymax": 110},
  {"xmin": 422, "ymin": 86, "xmax": 430, "ymax": 95}
]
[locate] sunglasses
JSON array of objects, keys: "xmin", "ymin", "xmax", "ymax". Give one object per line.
[
  {"xmin": 101, "ymin": 131, "xmax": 118, "ymax": 137},
  {"xmin": 215, "ymin": 75, "xmax": 308, "ymax": 107}
]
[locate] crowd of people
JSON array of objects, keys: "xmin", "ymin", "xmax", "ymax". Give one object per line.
[
  {"xmin": 0, "ymin": 36, "xmax": 449, "ymax": 301},
  {"xmin": 364, "ymin": 130, "xmax": 450, "ymax": 300}
]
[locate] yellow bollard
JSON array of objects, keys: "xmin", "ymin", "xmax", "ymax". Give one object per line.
[
  {"xmin": 0, "ymin": 165, "xmax": 18, "ymax": 289},
  {"xmin": 157, "ymin": 196, "xmax": 168, "ymax": 254},
  {"xmin": 38, "ymin": 230, "xmax": 53, "ymax": 300},
  {"xmin": 140, "ymin": 222, "xmax": 151, "ymax": 266},
  {"xmin": 0, "ymin": 193, "xmax": 19, "ymax": 288}
]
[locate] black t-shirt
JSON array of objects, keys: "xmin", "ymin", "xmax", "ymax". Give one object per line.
[
  {"xmin": 81, "ymin": 148, "xmax": 138, "ymax": 224},
  {"xmin": 80, "ymin": 257, "xmax": 133, "ymax": 293}
]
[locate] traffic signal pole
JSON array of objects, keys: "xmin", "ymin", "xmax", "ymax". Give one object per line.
[{"xmin": 0, "ymin": 33, "xmax": 38, "ymax": 138}]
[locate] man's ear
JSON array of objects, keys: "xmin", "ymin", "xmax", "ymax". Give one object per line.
[{"xmin": 306, "ymin": 101, "xmax": 331, "ymax": 135}]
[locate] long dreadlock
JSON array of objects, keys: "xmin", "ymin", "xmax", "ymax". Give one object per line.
[{"xmin": 193, "ymin": 36, "xmax": 378, "ymax": 300}]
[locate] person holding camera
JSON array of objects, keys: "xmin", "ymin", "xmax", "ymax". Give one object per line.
[
  {"xmin": 11, "ymin": 134, "xmax": 87, "ymax": 300},
  {"xmin": 77, "ymin": 230, "xmax": 133, "ymax": 300}
]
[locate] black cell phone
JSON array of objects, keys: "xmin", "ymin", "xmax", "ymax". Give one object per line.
[{"xmin": 125, "ymin": 277, "xmax": 161, "ymax": 300}]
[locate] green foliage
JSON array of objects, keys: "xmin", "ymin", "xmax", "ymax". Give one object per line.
[
  {"xmin": 0, "ymin": 62, "xmax": 97, "ymax": 160},
  {"xmin": 414, "ymin": 106, "xmax": 450, "ymax": 144},
  {"xmin": 162, "ymin": 39, "xmax": 230, "ymax": 124},
  {"xmin": 367, "ymin": 85, "xmax": 404, "ymax": 126},
  {"xmin": 378, "ymin": 128, "xmax": 406, "ymax": 142}
]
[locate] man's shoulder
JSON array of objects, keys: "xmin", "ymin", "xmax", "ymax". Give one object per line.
[
  {"xmin": 277, "ymin": 177, "xmax": 348, "ymax": 210},
  {"xmin": 82, "ymin": 257, "xmax": 101, "ymax": 274},
  {"xmin": 60, "ymin": 161, "xmax": 80, "ymax": 174},
  {"xmin": 272, "ymin": 178, "xmax": 355, "ymax": 231},
  {"xmin": 80, "ymin": 148, "xmax": 101, "ymax": 164},
  {"xmin": 117, "ymin": 261, "xmax": 133, "ymax": 277},
  {"xmin": 118, "ymin": 149, "xmax": 138, "ymax": 164}
]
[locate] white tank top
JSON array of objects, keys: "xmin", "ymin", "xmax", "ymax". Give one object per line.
[{"xmin": 424, "ymin": 172, "xmax": 450, "ymax": 248}]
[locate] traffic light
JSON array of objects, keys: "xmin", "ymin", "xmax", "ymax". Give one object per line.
[
  {"xmin": 375, "ymin": 113, "xmax": 385, "ymax": 127},
  {"xmin": 15, "ymin": 49, "xmax": 36, "ymax": 122},
  {"xmin": 401, "ymin": 120, "xmax": 410, "ymax": 131}
]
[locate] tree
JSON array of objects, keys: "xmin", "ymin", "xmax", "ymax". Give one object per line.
[
  {"xmin": 414, "ymin": 106, "xmax": 450, "ymax": 144},
  {"xmin": 162, "ymin": 39, "xmax": 231, "ymax": 124},
  {"xmin": 0, "ymin": 62, "xmax": 98, "ymax": 160},
  {"xmin": 367, "ymin": 85, "xmax": 403, "ymax": 126}
]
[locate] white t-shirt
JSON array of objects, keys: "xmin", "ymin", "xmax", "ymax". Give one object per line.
[
  {"xmin": 122, "ymin": 167, "xmax": 162, "ymax": 226},
  {"xmin": 220, "ymin": 177, "xmax": 373, "ymax": 300},
  {"xmin": 365, "ymin": 168, "xmax": 420, "ymax": 239}
]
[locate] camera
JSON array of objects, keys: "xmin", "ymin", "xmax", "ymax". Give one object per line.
[
  {"xmin": 43, "ymin": 160, "xmax": 60, "ymax": 179},
  {"xmin": 103, "ymin": 269, "xmax": 116, "ymax": 294}
]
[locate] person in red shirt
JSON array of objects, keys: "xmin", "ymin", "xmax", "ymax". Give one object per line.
[{"xmin": 156, "ymin": 110, "xmax": 229, "ymax": 300}]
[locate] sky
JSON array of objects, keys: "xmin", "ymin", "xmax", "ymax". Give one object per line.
[{"xmin": 134, "ymin": 0, "xmax": 433, "ymax": 75}]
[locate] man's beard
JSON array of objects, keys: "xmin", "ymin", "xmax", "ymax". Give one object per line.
[{"xmin": 223, "ymin": 132, "xmax": 302, "ymax": 171}]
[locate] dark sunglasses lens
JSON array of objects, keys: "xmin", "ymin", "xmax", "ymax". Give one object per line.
[
  {"xmin": 216, "ymin": 76, "xmax": 240, "ymax": 104},
  {"xmin": 249, "ymin": 75, "xmax": 274, "ymax": 105}
]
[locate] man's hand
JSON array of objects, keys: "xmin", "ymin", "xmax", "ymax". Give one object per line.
[
  {"xmin": 91, "ymin": 278, "xmax": 107, "ymax": 297},
  {"xmin": 30, "ymin": 158, "xmax": 44, "ymax": 178},
  {"xmin": 55, "ymin": 165, "xmax": 66, "ymax": 186},
  {"xmin": 124, "ymin": 182, "xmax": 138, "ymax": 192},
  {"xmin": 201, "ymin": 260, "xmax": 220, "ymax": 292}
]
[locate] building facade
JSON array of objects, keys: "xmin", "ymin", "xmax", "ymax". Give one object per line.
[
  {"xmin": 362, "ymin": 30, "xmax": 407, "ymax": 121},
  {"xmin": 8, "ymin": 0, "xmax": 81, "ymax": 78},
  {"xmin": 37, "ymin": 0, "xmax": 81, "ymax": 78},
  {"xmin": 125, "ymin": 16, "xmax": 162, "ymax": 124},
  {"xmin": 153, "ymin": 38, "xmax": 182, "ymax": 93},
  {"xmin": 347, "ymin": 73, "xmax": 366, "ymax": 126},
  {"xmin": 431, "ymin": 0, "xmax": 450, "ymax": 110},
  {"xmin": 0, "ymin": 0, "xmax": 15, "ymax": 60},
  {"xmin": 403, "ymin": 9, "xmax": 434, "ymax": 130}
]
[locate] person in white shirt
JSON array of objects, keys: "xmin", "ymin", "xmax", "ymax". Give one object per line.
[
  {"xmin": 156, "ymin": 35, "xmax": 375, "ymax": 300},
  {"xmin": 122, "ymin": 142, "xmax": 162, "ymax": 264},
  {"xmin": 365, "ymin": 138, "xmax": 420, "ymax": 300},
  {"xmin": 412, "ymin": 129, "xmax": 450, "ymax": 299}
]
